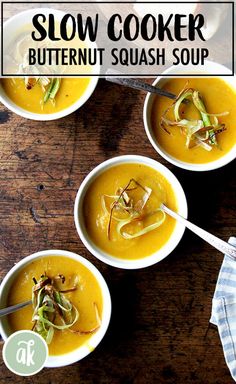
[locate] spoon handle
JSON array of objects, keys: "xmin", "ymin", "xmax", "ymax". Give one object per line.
[
  {"xmin": 0, "ymin": 300, "xmax": 32, "ymax": 317},
  {"xmin": 162, "ymin": 204, "xmax": 236, "ymax": 260},
  {"xmin": 105, "ymin": 75, "xmax": 176, "ymax": 100}
]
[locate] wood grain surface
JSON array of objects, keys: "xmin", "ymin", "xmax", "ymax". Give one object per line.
[{"xmin": 0, "ymin": 79, "xmax": 235, "ymax": 384}]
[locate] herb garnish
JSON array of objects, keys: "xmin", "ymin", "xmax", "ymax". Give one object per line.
[
  {"xmin": 31, "ymin": 274, "xmax": 101, "ymax": 344},
  {"xmin": 102, "ymin": 179, "xmax": 166, "ymax": 241},
  {"xmin": 24, "ymin": 77, "xmax": 61, "ymax": 105},
  {"xmin": 160, "ymin": 84, "xmax": 228, "ymax": 151}
]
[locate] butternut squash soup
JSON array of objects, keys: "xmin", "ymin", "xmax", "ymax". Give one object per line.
[
  {"xmin": 7, "ymin": 256, "xmax": 103, "ymax": 356},
  {"xmin": 83, "ymin": 163, "xmax": 177, "ymax": 260},
  {"xmin": 151, "ymin": 78, "xmax": 236, "ymax": 164},
  {"xmin": 1, "ymin": 77, "xmax": 90, "ymax": 114}
]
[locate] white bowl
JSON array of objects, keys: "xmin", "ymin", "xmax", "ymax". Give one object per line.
[
  {"xmin": 0, "ymin": 77, "xmax": 98, "ymax": 121},
  {"xmin": 74, "ymin": 155, "xmax": 188, "ymax": 269},
  {"xmin": 0, "ymin": 8, "xmax": 99, "ymax": 121},
  {"xmin": 143, "ymin": 61, "xmax": 236, "ymax": 171},
  {"xmin": 0, "ymin": 250, "xmax": 111, "ymax": 368}
]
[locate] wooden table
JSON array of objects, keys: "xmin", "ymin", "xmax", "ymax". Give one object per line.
[{"xmin": 0, "ymin": 79, "xmax": 235, "ymax": 383}]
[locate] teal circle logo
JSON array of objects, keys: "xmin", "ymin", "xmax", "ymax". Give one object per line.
[{"xmin": 2, "ymin": 330, "xmax": 48, "ymax": 376}]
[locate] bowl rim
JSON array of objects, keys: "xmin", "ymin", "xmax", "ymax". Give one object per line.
[
  {"xmin": 0, "ymin": 77, "xmax": 98, "ymax": 121},
  {"xmin": 143, "ymin": 61, "xmax": 236, "ymax": 171},
  {"xmin": 74, "ymin": 154, "xmax": 188, "ymax": 269},
  {"xmin": 0, "ymin": 249, "xmax": 112, "ymax": 368},
  {"xmin": 0, "ymin": 7, "xmax": 99, "ymax": 121}
]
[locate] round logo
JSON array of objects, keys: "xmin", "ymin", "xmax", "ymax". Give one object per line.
[{"xmin": 2, "ymin": 330, "xmax": 48, "ymax": 376}]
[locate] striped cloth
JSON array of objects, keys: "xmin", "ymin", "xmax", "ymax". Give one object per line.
[{"xmin": 210, "ymin": 237, "xmax": 236, "ymax": 381}]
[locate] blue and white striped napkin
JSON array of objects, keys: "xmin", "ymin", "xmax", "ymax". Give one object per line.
[{"xmin": 210, "ymin": 237, "xmax": 236, "ymax": 381}]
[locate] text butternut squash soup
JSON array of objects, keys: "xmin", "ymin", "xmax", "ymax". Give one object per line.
[
  {"xmin": 83, "ymin": 163, "xmax": 177, "ymax": 260},
  {"xmin": 1, "ymin": 77, "xmax": 90, "ymax": 114},
  {"xmin": 151, "ymin": 78, "xmax": 236, "ymax": 164},
  {"xmin": 7, "ymin": 256, "xmax": 103, "ymax": 356}
]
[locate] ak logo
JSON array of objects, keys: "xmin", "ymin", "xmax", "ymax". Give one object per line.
[{"xmin": 2, "ymin": 330, "xmax": 48, "ymax": 376}]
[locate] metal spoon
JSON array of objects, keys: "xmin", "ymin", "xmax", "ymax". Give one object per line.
[
  {"xmin": 0, "ymin": 299, "xmax": 32, "ymax": 317},
  {"xmin": 105, "ymin": 75, "xmax": 177, "ymax": 101},
  {"xmin": 161, "ymin": 204, "xmax": 236, "ymax": 260},
  {"xmin": 105, "ymin": 70, "xmax": 189, "ymax": 104}
]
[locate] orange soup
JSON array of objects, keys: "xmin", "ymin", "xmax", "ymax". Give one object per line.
[
  {"xmin": 151, "ymin": 78, "xmax": 236, "ymax": 164},
  {"xmin": 83, "ymin": 163, "xmax": 177, "ymax": 260},
  {"xmin": 1, "ymin": 77, "xmax": 90, "ymax": 114},
  {"xmin": 7, "ymin": 256, "xmax": 103, "ymax": 356}
]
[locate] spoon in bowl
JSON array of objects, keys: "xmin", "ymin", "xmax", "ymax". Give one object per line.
[
  {"xmin": 0, "ymin": 299, "xmax": 32, "ymax": 317},
  {"xmin": 161, "ymin": 203, "xmax": 236, "ymax": 260}
]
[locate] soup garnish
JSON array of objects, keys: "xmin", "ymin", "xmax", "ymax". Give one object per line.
[
  {"xmin": 160, "ymin": 84, "xmax": 229, "ymax": 151},
  {"xmin": 24, "ymin": 77, "xmax": 61, "ymax": 105},
  {"xmin": 83, "ymin": 163, "xmax": 177, "ymax": 260},
  {"xmin": 32, "ymin": 273, "xmax": 101, "ymax": 344},
  {"xmin": 102, "ymin": 178, "xmax": 166, "ymax": 241}
]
